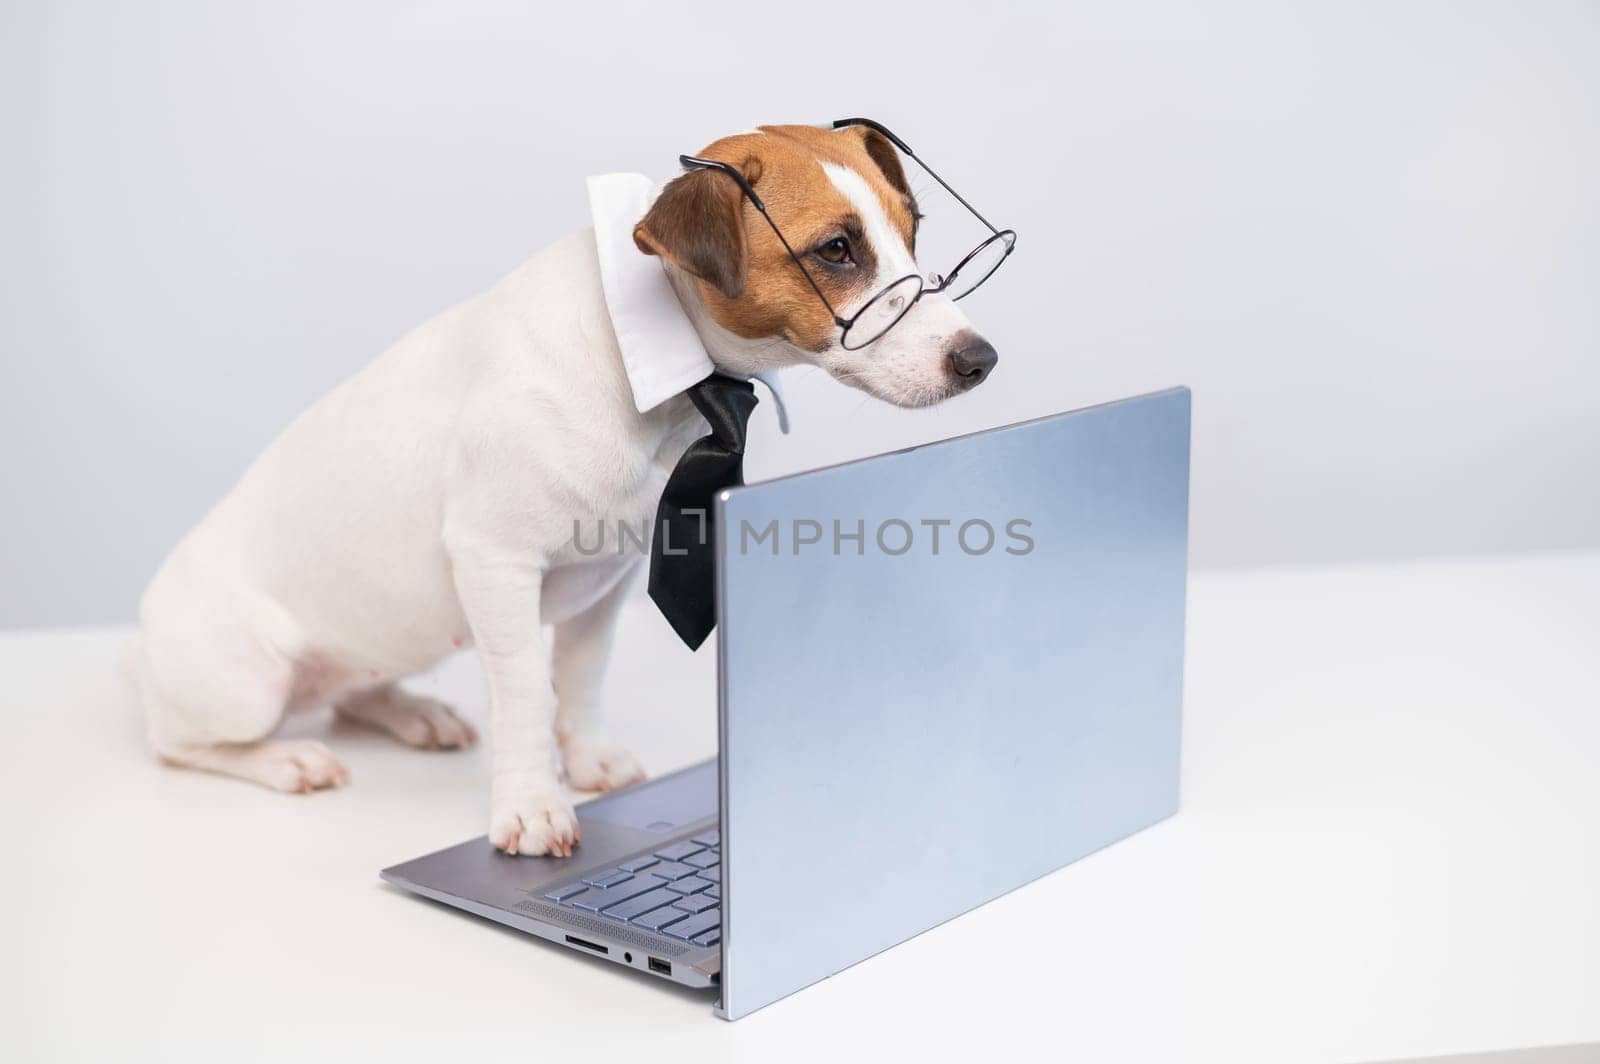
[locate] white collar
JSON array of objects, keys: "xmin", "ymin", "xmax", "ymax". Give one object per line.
[{"xmin": 588, "ymin": 173, "xmax": 789, "ymax": 433}]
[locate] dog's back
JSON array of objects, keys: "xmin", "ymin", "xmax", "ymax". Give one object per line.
[{"xmin": 134, "ymin": 230, "xmax": 628, "ymax": 760}]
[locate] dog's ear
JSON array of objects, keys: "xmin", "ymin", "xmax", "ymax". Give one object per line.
[
  {"xmin": 633, "ymin": 162, "xmax": 755, "ymax": 301},
  {"xmin": 848, "ymin": 126, "xmax": 912, "ymax": 198}
]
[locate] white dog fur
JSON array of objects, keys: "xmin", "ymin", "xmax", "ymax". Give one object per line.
[{"xmin": 133, "ymin": 124, "xmax": 993, "ymax": 857}]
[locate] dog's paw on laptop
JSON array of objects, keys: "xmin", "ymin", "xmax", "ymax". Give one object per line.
[
  {"xmin": 561, "ymin": 733, "xmax": 645, "ymax": 794},
  {"xmin": 489, "ymin": 783, "xmax": 581, "ymax": 857}
]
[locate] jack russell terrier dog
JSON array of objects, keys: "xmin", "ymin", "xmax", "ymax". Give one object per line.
[{"xmin": 133, "ymin": 121, "xmax": 1003, "ymax": 857}]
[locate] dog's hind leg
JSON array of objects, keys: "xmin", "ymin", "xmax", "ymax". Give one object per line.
[
  {"xmin": 135, "ymin": 610, "xmax": 350, "ymax": 794},
  {"xmin": 334, "ymin": 683, "xmax": 478, "ymax": 750},
  {"xmin": 155, "ymin": 737, "xmax": 350, "ymax": 793}
]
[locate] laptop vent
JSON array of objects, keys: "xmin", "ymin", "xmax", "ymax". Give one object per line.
[{"xmin": 513, "ymin": 900, "xmax": 689, "ymax": 956}]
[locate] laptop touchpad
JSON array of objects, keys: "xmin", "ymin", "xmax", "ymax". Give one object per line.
[{"xmin": 579, "ymin": 759, "xmax": 717, "ymax": 833}]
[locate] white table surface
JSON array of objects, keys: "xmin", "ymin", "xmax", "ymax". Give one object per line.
[{"xmin": 2, "ymin": 552, "xmax": 1596, "ymax": 1063}]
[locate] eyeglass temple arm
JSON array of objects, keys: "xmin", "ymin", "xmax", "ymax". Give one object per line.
[
  {"xmin": 829, "ymin": 116, "xmax": 914, "ymax": 154},
  {"xmin": 830, "ymin": 118, "xmax": 1002, "ymax": 237},
  {"xmin": 678, "ymin": 155, "xmax": 848, "ymax": 327}
]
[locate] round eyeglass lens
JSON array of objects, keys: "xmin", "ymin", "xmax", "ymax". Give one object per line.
[
  {"xmin": 842, "ymin": 273, "xmax": 924, "ymax": 350},
  {"xmin": 945, "ymin": 230, "xmax": 1016, "ymax": 301}
]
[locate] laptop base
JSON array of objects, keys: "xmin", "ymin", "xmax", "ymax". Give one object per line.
[{"xmin": 381, "ymin": 760, "xmax": 721, "ymax": 990}]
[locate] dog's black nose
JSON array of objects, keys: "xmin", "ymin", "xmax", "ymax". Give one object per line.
[{"xmin": 947, "ymin": 337, "xmax": 998, "ymax": 387}]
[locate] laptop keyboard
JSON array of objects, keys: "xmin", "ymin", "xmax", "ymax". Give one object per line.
[{"xmin": 540, "ymin": 830, "xmax": 722, "ymax": 947}]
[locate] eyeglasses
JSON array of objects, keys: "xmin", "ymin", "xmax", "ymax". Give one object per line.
[{"xmin": 679, "ymin": 117, "xmax": 1016, "ymax": 351}]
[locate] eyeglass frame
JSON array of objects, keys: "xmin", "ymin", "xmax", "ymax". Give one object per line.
[{"xmin": 678, "ymin": 117, "xmax": 1016, "ymax": 351}]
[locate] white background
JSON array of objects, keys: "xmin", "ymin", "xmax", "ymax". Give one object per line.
[{"xmin": 3, "ymin": 0, "xmax": 1598, "ymax": 627}]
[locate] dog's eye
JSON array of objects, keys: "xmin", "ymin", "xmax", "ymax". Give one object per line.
[{"xmin": 817, "ymin": 237, "xmax": 852, "ymax": 265}]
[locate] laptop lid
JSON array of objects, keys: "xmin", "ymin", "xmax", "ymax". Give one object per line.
[{"xmin": 711, "ymin": 387, "xmax": 1191, "ymax": 1019}]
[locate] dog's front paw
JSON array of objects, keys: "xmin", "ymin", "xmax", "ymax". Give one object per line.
[
  {"xmin": 489, "ymin": 784, "xmax": 580, "ymax": 857},
  {"xmin": 561, "ymin": 733, "xmax": 646, "ymax": 793}
]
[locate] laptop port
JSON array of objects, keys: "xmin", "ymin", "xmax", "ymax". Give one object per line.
[
  {"xmin": 648, "ymin": 957, "xmax": 672, "ymax": 976},
  {"xmin": 564, "ymin": 935, "xmax": 608, "ymax": 955}
]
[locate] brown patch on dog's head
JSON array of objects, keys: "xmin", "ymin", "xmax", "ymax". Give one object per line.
[{"xmin": 632, "ymin": 126, "xmax": 921, "ymax": 352}]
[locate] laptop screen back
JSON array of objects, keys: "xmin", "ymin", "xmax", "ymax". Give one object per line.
[{"xmin": 713, "ymin": 388, "xmax": 1191, "ymax": 1019}]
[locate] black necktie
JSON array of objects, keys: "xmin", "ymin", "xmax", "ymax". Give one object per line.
[{"xmin": 649, "ymin": 373, "xmax": 759, "ymax": 649}]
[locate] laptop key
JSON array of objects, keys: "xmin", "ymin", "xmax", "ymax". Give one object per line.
[
  {"xmin": 633, "ymin": 906, "xmax": 691, "ymax": 932},
  {"xmin": 564, "ymin": 889, "xmax": 606, "ymax": 912},
  {"xmin": 665, "ymin": 876, "xmax": 712, "ymax": 895},
  {"xmin": 647, "ymin": 861, "xmax": 697, "ymax": 881},
  {"xmin": 704, "ymin": 884, "xmax": 719, "ymax": 900},
  {"xmin": 663, "ymin": 908, "xmax": 720, "ymax": 941},
  {"xmin": 599, "ymin": 887, "xmax": 680, "ymax": 923},
  {"xmin": 700, "ymin": 866, "xmax": 720, "ymax": 883},
  {"xmin": 618, "ymin": 856, "xmax": 659, "ymax": 873},
  {"xmin": 653, "ymin": 841, "xmax": 705, "ymax": 862},
  {"xmin": 682, "ymin": 850, "xmax": 719, "ymax": 869},
  {"xmin": 691, "ymin": 930, "xmax": 720, "ymax": 947},
  {"xmin": 672, "ymin": 892, "xmax": 717, "ymax": 914},
  {"xmin": 542, "ymin": 882, "xmax": 588, "ymax": 903},
  {"xmin": 691, "ymin": 832, "xmax": 720, "ymax": 847},
  {"xmin": 568, "ymin": 877, "xmax": 659, "ymax": 911},
  {"xmin": 582, "ymin": 869, "xmax": 632, "ymax": 889}
]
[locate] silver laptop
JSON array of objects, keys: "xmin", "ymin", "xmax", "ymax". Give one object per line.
[{"xmin": 382, "ymin": 386, "xmax": 1191, "ymax": 1020}]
